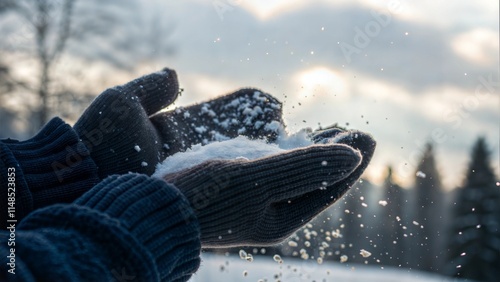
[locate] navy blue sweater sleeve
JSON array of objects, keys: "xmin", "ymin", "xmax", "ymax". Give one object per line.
[
  {"xmin": 0, "ymin": 174, "xmax": 201, "ymax": 282},
  {"xmin": 0, "ymin": 117, "xmax": 100, "ymax": 228}
]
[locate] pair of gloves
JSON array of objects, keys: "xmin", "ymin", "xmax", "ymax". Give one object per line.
[{"xmin": 65, "ymin": 68, "xmax": 375, "ymax": 247}]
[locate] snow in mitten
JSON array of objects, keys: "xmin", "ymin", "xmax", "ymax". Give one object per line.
[{"xmin": 159, "ymin": 134, "xmax": 374, "ymax": 247}]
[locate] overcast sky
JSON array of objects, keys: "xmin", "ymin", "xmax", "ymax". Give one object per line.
[{"xmin": 2, "ymin": 0, "xmax": 499, "ymax": 189}]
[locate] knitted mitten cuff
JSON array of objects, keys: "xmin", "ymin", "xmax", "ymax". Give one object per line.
[
  {"xmin": 75, "ymin": 174, "xmax": 201, "ymax": 281},
  {"xmin": 0, "ymin": 117, "xmax": 99, "ymax": 225}
]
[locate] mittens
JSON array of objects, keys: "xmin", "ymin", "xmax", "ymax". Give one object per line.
[
  {"xmin": 161, "ymin": 135, "xmax": 373, "ymax": 247},
  {"xmin": 74, "ymin": 68, "xmax": 284, "ymax": 179}
]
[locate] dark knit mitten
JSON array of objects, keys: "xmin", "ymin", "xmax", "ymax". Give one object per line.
[
  {"xmin": 0, "ymin": 117, "xmax": 99, "ymax": 226},
  {"xmin": 74, "ymin": 68, "xmax": 284, "ymax": 178},
  {"xmin": 149, "ymin": 88, "xmax": 284, "ymax": 150},
  {"xmin": 161, "ymin": 142, "xmax": 367, "ymax": 247}
]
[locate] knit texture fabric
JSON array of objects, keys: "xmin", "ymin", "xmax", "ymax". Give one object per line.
[
  {"xmin": 0, "ymin": 174, "xmax": 201, "ymax": 282},
  {"xmin": 0, "ymin": 117, "xmax": 100, "ymax": 228},
  {"xmin": 150, "ymin": 88, "xmax": 284, "ymax": 152},
  {"xmin": 74, "ymin": 68, "xmax": 284, "ymax": 178},
  {"xmin": 162, "ymin": 143, "xmax": 364, "ymax": 247},
  {"xmin": 73, "ymin": 68, "xmax": 180, "ymax": 178}
]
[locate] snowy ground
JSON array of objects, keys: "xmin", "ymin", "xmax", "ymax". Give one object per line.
[{"xmin": 189, "ymin": 254, "xmax": 459, "ymax": 282}]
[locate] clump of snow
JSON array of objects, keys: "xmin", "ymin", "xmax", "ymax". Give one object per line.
[
  {"xmin": 153, "ymin": 129, "xmax": 314, "ymax": 177},
  {"xmin": 153, "ymin": 136, "xmax": 285, "ymax": 177},
  {"xmin": 239, "ymin": 250, "xmax": 247, "ymax": 260}
]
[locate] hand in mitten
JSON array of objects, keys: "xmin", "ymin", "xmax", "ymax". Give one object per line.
[
  {"xmin": 160, "ymin": 131, "xmax": 375, "ymax": 247},
  {"xmin": 74, "ymin": 68, "xmax": 284, "ymax": 178}
]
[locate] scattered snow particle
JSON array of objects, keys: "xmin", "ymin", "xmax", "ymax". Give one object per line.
[
  {"xmin": 163, "ymin": 144, "xmax": 170, "ymax": 150},
  {"xmin": 134, "ymin": 145, "xmax": 141, "ymax": 152},
  {"xmin": 345, "ymin": 209, "xmax": 350, "ymax": 214},
  {"xmin": 396, "ymin": 216, "xmax": 401, "ymax": 222},
  {"xmin": 322, "ymin": 242, "xmax": 330, "ymax": 248},
  {"xmin": 340, "ymin": 255, "xmax": 348, "ymax": 263},
  {"xmin": 304, "ymin": 241, "xmax": 311, "ymax": 247},
  {"xmin": 360, "ymin": 249, "xmax": 372, "ymax": 258},
  {"xmin": 321, "ymin": 161, "xmax": 328, "ymax": 166},
  {"xmin": 416, "ymin": 171, "xmax": 426, "ymax": 178},
  {"xmin": 460, "ymin": 252, "xmax": 466, "ymax": 256},
  {"xmin": 288, "ymin": 241, "xmax": 298, "ymax": 247},
  {"xmin": 239, "ymin": 250, "xmax": 247, "ymax": 260},
  {"xmin": 243, "ymin": 270, "xmax": 248, "ymax": 277},
  {"xmin": 456, "ymin": 265, "xmax": 462, "ymax": 269},
  {"xmin": 141, "ymin": 162, "xmax": 148, "ymax": 167},
  {"xmin": 317, "ymin": 257, "xmax": 323, "ymax": 264},
  {"xmin": 361, "ymin": 203, "xmax": 368, "ymax": 208},
  {"xmin": 413, "ymin": 221, "xmax": 420, "ymax": 226},
  {"xmin": 183, "ymin": 111, "xmax": 190, "ymax": 118},
  {"xmin": 245, "ymin": 254, "xmax": 253, "ymax": 262},
  {"xmin": 378, "ymin": 200, "xmax": 388, "ymax": 206},
  {"xmin": 273, "ymin": 254, "xmax": 283, "ymax": 264}
]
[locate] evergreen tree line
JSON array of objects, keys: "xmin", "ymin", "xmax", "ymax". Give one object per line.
[{"xmin": 224, "ymin": 137, "xmax": 498, "ymax": 282}]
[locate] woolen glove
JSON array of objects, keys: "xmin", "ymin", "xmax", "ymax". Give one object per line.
[
  {"xmin": 161, "ymin": 132, "xmax": 375, "ymax": 247},
  {"xmin": 74, "ymin": 68, "xmax": 284, "ymax": 179}
]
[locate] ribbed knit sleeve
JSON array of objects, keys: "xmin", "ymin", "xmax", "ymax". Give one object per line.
[
  {"xmin": 0, "ymin": 117, "xmax": 100, "ymax": 227},
  {"xmin": 0, "ymin": 174, "xmax": 201, "ymax": 282}
]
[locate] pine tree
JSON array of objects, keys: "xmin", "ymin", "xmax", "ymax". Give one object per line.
[
  {"xmin": 379, "ymin": 166, "xmax": 407, "ymax": 267},
  {"xmin": 413, "ymin": 143, "xmax": 445, "ymax": 272},
  {"xmin": 447, "ymin": 137, "xmax": 500, "ymax": 282}
]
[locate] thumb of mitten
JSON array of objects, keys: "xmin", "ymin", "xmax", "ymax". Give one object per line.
[{"xmin": 73, "ymin": 68, "xmax": 180, "ymax": 178}]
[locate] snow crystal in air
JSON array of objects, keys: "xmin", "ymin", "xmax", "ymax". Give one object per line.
[
  {"xmin": 273, "ymin": 254, "xmax": 283, "ymax": 264},
  {"xmin": 378, "ymin": 200, "xmax": 388, "ymax": 206},
  {"xmin": 245, "ymin": 254, "xmax": 253, "ymax": 262},
  {"xmin": 340, "ymin": 255, "xmax": 348, "ymax": 263},
  {"xmin": 288, "ymin": 241, "xmax": 298, "ymax": 247},
  {"xmin": 360, "ymin": 249, "xmax": 372, "ymax": 258},
  {"xmin": 239, "ymin": 250, "xmax": 247, "ymax": 260},
  {"xmin": 134, "ymin": 145, "xmax": 141, "ymax": 152},
  {"xmin": 416, "ymin": 171, "xmax": 426, "ymax": 178}
]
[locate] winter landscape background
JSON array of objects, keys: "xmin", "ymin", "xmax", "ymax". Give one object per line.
[{"xmin": 0, "ymin": 1, "xmax": 499, "ymax": 281}]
